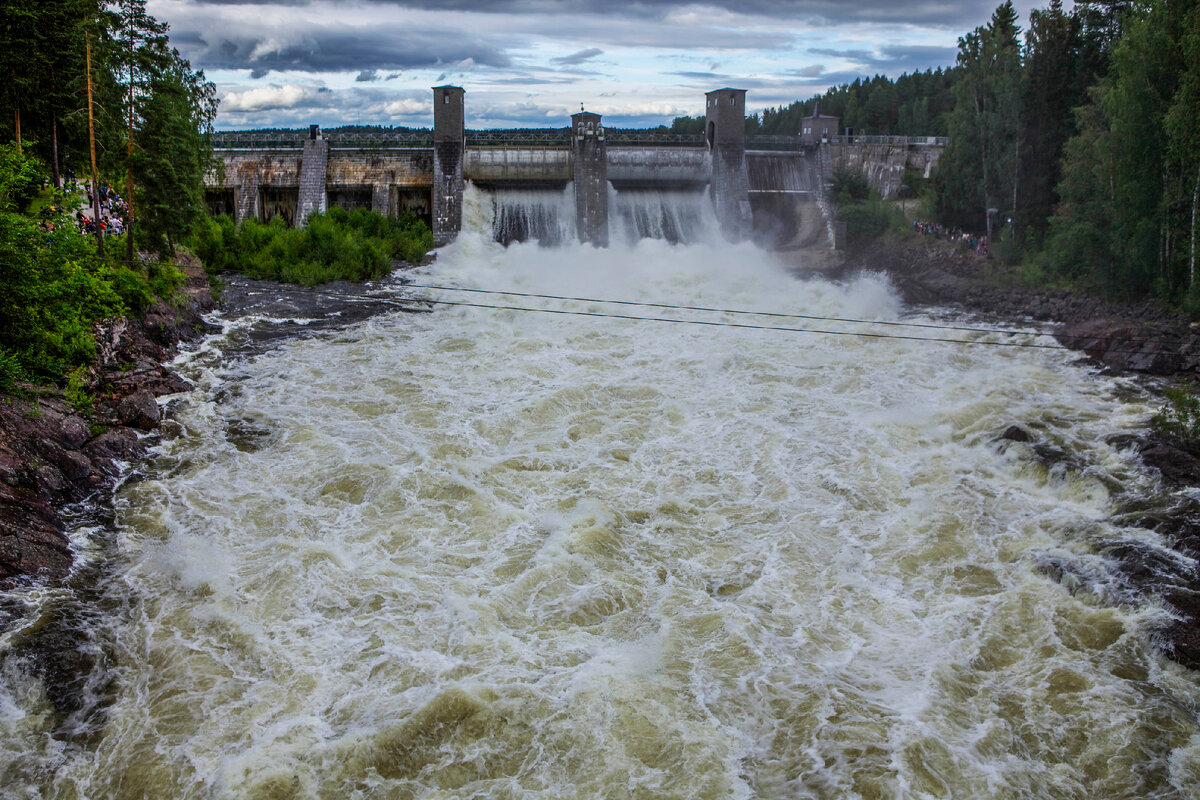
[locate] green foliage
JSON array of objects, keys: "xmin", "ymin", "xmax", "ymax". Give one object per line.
[
  {"xmin": 933, "ymin": 2, "xmax": 1024, "ymax": 232},
  {"xmin": 1152, "ymin": 381, "xmax": 1200, "ymax": 455},
  {"xmin": 838, "ymin": 198, "xmax": 907, "ymax": 242},
  {"xmin": 758, "ymin": 69, "xmax": 957, "ymax": 137},
  {"xmin": 831, "ymin": 166, "xmax": 871, "ymax": 204},
  {"xmin": 1045, "ymin": 0, "xmax": 1199, "ymax": 301},
  {"xmin": 0, "ymin": 350, "xmax": 24, "ymax": 393},
  {"xmin": 0, "ymin": 141, "xmax": 44, "ymax": 211},
  {"xmin": 0, "ymin": 151, "xmax": 186, "ymax": 386},
  {"xmin": 832, "ymin": 166, "xmax": 907, "ymax": 242},
  {"xmin": 66, "ymin": 366, "xmax": 93, "ymax": 413},
  {"xmin": 187, "ymin": 208, "xmax": 433, "ymax": 287}
]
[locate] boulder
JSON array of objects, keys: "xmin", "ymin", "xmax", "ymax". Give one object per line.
[{"xmin": 116, "ymin": 390, "xmax": 160, "ymax": 430}]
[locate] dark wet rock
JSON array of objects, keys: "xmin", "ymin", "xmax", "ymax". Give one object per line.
[
  {"xmin": 225, "ymin": 418, "xmax": 273, "ymax": 453},
  {"xmin": 1139, "ymin": 440, "xmax": 1200, "ymax": 486},
  {"xmin": 846, "ymin": 234, "xmax": 1200, "ymax": 378},
  {"xmin": 116, "ymin": 390, "xmax": 160, "ymax": 430},
  {"xmin": 1162, "ymin": 589, "xmax": 1200, "ymax": 670},
  {"xmin": 999, "ymin": 425, "xmax": 1033, "ymax": 443},
  {"xmin": 5, "ymin": 606, "xmax": 113, "ymax": 726}
]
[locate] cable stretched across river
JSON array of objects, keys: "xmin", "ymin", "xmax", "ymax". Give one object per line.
[
  {"xmin": 401, "ymin": 283, "xmax": 1042, "ymax": 338},
  {"xmin": 393, "ymin": 282, "xmax": 1192, "ymax": 360},
  {"xmin": 385, "ymin": 295, "xmax": 1068, "ymax": 350},
  {"xmin": 289, "ymin": 282, "xmax": 1187, "ymax": 357}
]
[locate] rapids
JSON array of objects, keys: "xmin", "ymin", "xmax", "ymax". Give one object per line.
[{"xmin": 2, "ymin": 187, "xmax": 1200, "ymax": 798}]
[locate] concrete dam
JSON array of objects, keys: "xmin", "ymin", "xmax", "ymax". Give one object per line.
[{"xmin": 205, "ymin": 87, "xmax": 943, "ymax": 250}]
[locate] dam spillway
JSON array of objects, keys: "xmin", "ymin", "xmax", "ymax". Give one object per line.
[{"xmin": 206, "ymin": 86, "xmax": 943, "ymax": 249}]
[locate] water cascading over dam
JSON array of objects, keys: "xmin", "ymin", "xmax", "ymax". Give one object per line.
[
  {"xmin": 476, "ymin": 183, "xmax": 715, "ymax": 247},
  {"xmin": 3, "ymin": 177, "xmax": 1200, "ymax": 798}
]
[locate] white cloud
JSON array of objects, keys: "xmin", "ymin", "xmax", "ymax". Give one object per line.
[
  {"xmin": 220, "ymin": 84, "xmax": 329, "ymax": 112},
  {"xmin": 381, "ymin": 98, "xmax": 431, "ymax": 116}
]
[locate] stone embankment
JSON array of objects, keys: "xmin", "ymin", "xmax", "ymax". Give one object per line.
[
  {"xmin": 847, "ymin": 233, "xmax": 1200, "ymax": 669},
  {"xmin": 0, "ymin": 254, "xmax": 215, "ymax": 585}
]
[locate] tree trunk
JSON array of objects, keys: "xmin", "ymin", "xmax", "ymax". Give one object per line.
[
  {"xmin": 86, "ymin": 33, "xmax": 104, "ymax": 257},
  {"xmin": 1191, "ymin": 163, "xmax": 1199, "ymax": 292},
  {"xmin": 14, "ymin": 108, "xmax": 20, "ymax": 152},
  {"xmin": 51, "ymin": 117, "xmax": 60, "ymax": 189},
  {"xmin": 127, "ymin": 44, "xmax": 136, "ymax": 269}
]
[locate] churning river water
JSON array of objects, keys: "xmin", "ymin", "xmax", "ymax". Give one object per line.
[{"xmin": 3, "ymin": 195, "xmax": 1200, "ymax": 799}]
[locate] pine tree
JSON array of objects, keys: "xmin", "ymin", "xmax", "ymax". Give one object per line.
[
  {"xmin": 1020, "ymin": 0, "xmax": 1084, "ymax": 244},
  {"xmin": 934, "ymin": 2, "xmax": 1024, "ymax": 237}
]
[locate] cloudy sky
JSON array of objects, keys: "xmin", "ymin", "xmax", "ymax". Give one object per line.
[{"xmin": 148, "ymin": 0, "xmax": 1041, "ymax": 131}]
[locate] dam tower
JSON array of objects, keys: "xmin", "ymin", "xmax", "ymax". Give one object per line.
[
  {"xmin": 705, "ymin": 88, "xmax": 752, "ymax": 243},
  {"xmin": 433, "ymin": 85, "xmax": 465, "ymax": 246},
  {"xmin": 571, "ymin": 110, "xmax": 609, "ymax": 247}
]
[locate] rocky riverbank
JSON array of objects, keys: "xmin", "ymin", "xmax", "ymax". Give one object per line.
[
  {"xmin": 0, "ymin": 253, "xmax": 215, "ymax": 586},
  {"xmin": 846, "ymin": 233, "xmax": 1200, "ymax": 376},
  {"xmin": 847, "ymin": 233, "xmax": 1200, "ymax": 669}
]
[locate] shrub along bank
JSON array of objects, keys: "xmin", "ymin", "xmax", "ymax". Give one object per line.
[{"xmin": 189, "ymin": 207, "xmax": 434, "ymax": 287}]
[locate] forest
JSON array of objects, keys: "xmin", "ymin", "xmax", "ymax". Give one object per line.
[{"xmin": 0, "ymin": 0, "xmax": 217, "ymax": 253}]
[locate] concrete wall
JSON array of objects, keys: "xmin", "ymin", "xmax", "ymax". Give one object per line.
[
  {"xmin": 326, "ymin": 149, "xmax": 433, "ymax": 218},
  {"xmin": 607, "ymin": 148, "xmax": 709, "ymax": 189},
  {"xmin": 828, "ymin": 141, "xmax": 943, "ymax": 199},
  {"xmin": 464, "ymin": 148, "xmax": 571, "ymax": 184},
  {"xmin": 205, "ymin": 108, "xmax": 942, "ymax": 249},
  {"xmin": 297, "ymin": 138, "xmax": 329, "ymax": 224},
  {"xmin": 209, "ymin": 151, "xmax": 302, "ymax": 222},
  {"xmin": 432, "ymin": 86, "xmax": 465, "ymax": 246}
]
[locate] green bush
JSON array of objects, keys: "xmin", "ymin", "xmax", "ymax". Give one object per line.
[
  {"xmin": 838, "ymin": 197, "xmax": 907, "ymax": 241},
  {"xmin": 832, "ymin": 166, "xmax": 872, "ymax": 204},
  {"xmin": 186, "ymin": 208, "xmax": 433, "ymax": 287},
  {"xmin": 1152, "ymin": 381, "xmax": 1200, "ymax": 455}
]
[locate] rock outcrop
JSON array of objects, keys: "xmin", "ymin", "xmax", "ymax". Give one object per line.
[{"xmin": 0, "ymin": 253, "xmax": 215, "ymax": 585}]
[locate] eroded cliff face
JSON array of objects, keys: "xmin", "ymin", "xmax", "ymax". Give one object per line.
[{"xmin": 0, "ymin": 253, "xmax": 215, "ymax": 585}]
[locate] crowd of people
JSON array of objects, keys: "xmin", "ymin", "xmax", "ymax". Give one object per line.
[
  {"xmin": 77, "ymin": 181, "xmax": 129, "ymax": 237},
  {"xmin": 912, "ymin": 220, "xmax": 989, "ymax": 256},
  {"xmin": 35, "ymin": 179, "xmax": 131, "ymax": 239}
]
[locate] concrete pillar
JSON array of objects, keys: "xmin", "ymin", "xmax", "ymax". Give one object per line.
[
  {"xmin": 297, "ymin": 126, "xmax": 328, "ymax": 226},
  {"xmin": 235, "ymin": 174, "xmax": 258, "ymax": 224},
  {"xmin": 432, "ymin": 85, "xmax": 465, "ymax": 246},
  {"xmin": 705, "ymin": 88, "xmax": 751, "ymax": 242},
  {"xmin": 372, "ymin": 183, "xmax": 391, "ymax": 217},
  {"xmin": 571, "ymin": 111, "xmax": 608, "ymax": 247}
]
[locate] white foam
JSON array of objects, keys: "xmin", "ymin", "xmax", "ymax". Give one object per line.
[{"xmin": 4, "ymin": 231, "xmax": 1200, "ymax": 798}]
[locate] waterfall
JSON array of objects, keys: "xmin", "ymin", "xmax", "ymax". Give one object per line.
[
  {"xmin": 610, "ymin": 187, "xmax": 715, "ymax": 245},
  {"xmin": 475, "ymin": 184, "xmax": 576, "ymax": 247}
]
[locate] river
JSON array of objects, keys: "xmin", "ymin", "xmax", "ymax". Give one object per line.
[{"xmin": 2, "ymin": 193, "xmax": 1199, "ymax": 798}]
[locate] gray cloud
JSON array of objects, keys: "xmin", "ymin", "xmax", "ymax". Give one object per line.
[
  {"xmin": 356, "ymin": 69, "xmax": 380, "ymax": 82},
  {"xmin": 205, "ymin": 31, "xmax": 510, "ymax": 75},
  {"xmin": 185, "ymin": 0, "xmax": 1012, "ymax": 28},
  {"xmin": 551, "ymin": 47, "xmax": 604, "ymax": 66},
  {"xmin": 810, "ymin": 44, "xmax": 958, "ymax": 74}
]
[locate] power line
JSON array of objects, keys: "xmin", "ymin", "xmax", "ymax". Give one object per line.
[
  {"xmin": 387, "ymin": 295, "xmax": 1069, "ymax": 350},
  {"xmin": 402, "ymin": 282, "xmax": 1040, "ymax": 337},
  {"xmin": 396, "ymin": 282, "xmax": 1193, "ymax": 359}
]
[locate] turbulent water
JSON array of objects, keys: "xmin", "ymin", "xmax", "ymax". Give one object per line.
[{"xmin": 3, "ymin": 194, "xmax": 1200, "ymax": 799}]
